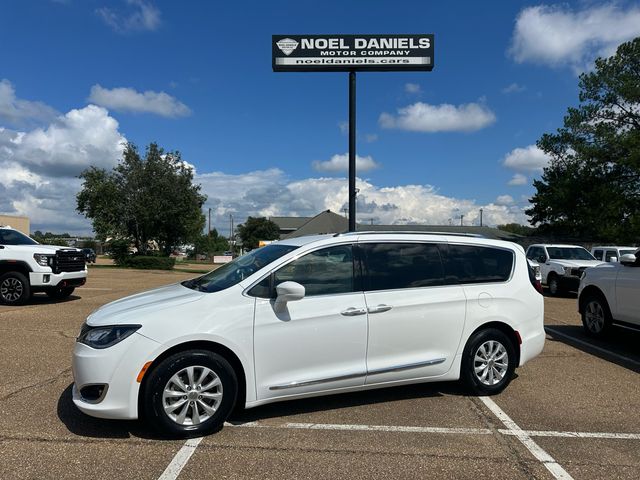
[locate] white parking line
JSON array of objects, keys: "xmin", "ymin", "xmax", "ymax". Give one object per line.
[
  {"xmin": 500, "ymin": 429, "xmax": 640, "ymax": 440},
  {"xmin": 282, "ymin": 422, "xmax": 492, "ymax": 435},
  {"xmin": 545, "ymin": 326, "xmax": 640, "ymax": 368},
  {"xmin": 479, "ymin": 396, "xmax": 574, "ymax": 480},
  {"xmin": 158, "ymin": 437, "xmax": 203, "ymax": 480}
]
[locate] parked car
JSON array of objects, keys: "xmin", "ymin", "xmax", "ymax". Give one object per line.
[
  {"xmin": 526, "ymin": 244, "xmax": 604, "ymax": 295},
  {"xmin": 0, "ymin": 226, "xmax": 87, "ymax": 305},
  {"xmin": 590, "ymin": 246, "xmax": 637, "ymax": 263},
  {"xmin": 72, "ymin": 232, "xmax": 545, "ymax": 437},
  {"xmin": 82, "ymin": 248, "xmax": 96, "ymax": 264},
  {"xmin": 578, "ymin": 250, "xmax": 640, "ymax": 336}
]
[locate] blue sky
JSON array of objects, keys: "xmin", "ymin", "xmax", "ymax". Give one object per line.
[{"xmin": 2, "ymin": 0, "xmax": 640, "ymax": 235}]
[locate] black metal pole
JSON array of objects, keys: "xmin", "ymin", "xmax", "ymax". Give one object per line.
[{"xmin": 348, "ymin": 71, "xmax": 357, "ymax": 232}]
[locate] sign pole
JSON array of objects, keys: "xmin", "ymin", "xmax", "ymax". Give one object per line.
[{"xmin": 348, "ymin": 70, "xmax": 356, "ymax": 232}]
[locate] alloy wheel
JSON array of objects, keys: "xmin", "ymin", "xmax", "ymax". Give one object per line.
[
  {"xmin": 1, "ymin": 278, "xmax": 24, "ymax": 303},
  {"xmin": 473, "ymin": 340, "xmax": 509, "ymax": 386},
  {"xmin": 585, "ymin": 300, "xmax": 605, "ymax": 333},
  {"xmin": 162, "ymin": 365, "xmax": 223, "ymax": 426}
]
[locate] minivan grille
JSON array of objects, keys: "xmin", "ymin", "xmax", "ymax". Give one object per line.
[{"xmin": 53, "ymin": 249, "xmax": 85, "ymax": 273}]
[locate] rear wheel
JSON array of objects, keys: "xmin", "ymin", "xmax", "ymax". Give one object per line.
[
  {"xmin": 461, "ymin": 328, "xmax": 516, "ymax": 395},
  {"xmin": 144, "ymin": 350, "xmax": 237, "ymax": 437},
  {"xmin": 0, "ymin": 272, "xmax": 31, "ymax": 305},
  {"xmin": 46, "ymin": 287, "xmax": 75, "ymax": 299},
  {"xmin": 581, "ymin": 294, "xmax": 611, "ymax": 337}
]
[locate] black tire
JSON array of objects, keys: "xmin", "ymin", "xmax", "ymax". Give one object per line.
[
  {"xmin": 581, "ymin": 293, "xmax": 612, "ymax": 337},
  {"xmin": 46, "ymin": 287, "xmax": 75, "ymax": 299},
  {"xmin": 461, "ymin": 328, "xmax": 516, "ymax": 395},
  {"xmin": 547, "ymin": 273, "xmax": 562, "ymax": 296},
  {"xmin": 0, "ymin": 271, "xmax": 31, "ymax": 305},
  {"xmin": 143, "ymin": 350, "xmax": 238, "ymax": 438}
]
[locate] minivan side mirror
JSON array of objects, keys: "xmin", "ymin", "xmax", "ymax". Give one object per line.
[
  {"xmin": 275, "ymin": 281, "xmax": 305, "ymax": 306},
  {"xmin": 608, "ymin": 257, "xmax": 618, "ymax": 263},
  {"xmin": 619, "ymin": 254, "xmax": 636, "ymax": 265}
]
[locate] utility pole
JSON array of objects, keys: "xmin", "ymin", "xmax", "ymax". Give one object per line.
[
  {"xmin": 479, "ymin": 208, "xmax": 483, "ymax": 227},
  {"xmin": 229, "ymin": 214, "xmax": 234, "ymax": 247},
  {"xmin": 460, "ymin": 214, "xmax": 464, "ymax": 226},
  {"xmin": 208, "ymin": 208, "xmax": 211, "ymax": 236}
]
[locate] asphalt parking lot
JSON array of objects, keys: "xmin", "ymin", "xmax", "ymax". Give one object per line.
[{"xmin": 1, "ymin": 268, "xmax": 638, "ymax": 480}]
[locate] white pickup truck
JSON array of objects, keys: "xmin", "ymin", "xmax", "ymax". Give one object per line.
[
  {"xmin": 0, "ymin": 226, "xmax": 87, "ymax": 305},
  {"xmin": 578, "ymin": 250, "xmax": 640, "ymax": 336},
  {"xmin": 526, "ymin": 244, "xmax": 604, "ymax": 296}
]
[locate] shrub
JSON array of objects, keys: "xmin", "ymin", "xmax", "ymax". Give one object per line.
[
  {"xmin": 109, "ymin": 239, "xmax": 131, "ymax": 266},
  {"xmin": 123, "ymin": 256, "xmax": 176, "ymax": 270}
]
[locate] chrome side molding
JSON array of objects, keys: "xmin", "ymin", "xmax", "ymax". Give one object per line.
[{"xmin": 268, "ymin": 357, "xmax": 446, "ymax": 390}]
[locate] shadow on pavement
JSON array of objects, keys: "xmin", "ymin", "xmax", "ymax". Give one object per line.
[
  {"xmin": 28, "ymin": 294, "xmax": 82, "ymax": 305},
  {"xmin": 58, "ymin": 380, "xmax": 475, "ymax": 439},
  {"xmin": 545, "ymin": 324, "xmax": 640, "ymax": 373}
]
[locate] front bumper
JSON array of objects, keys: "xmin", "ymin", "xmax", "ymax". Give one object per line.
[
  {"xmin": 72, "ymin": 332, "xmax": 161, "ymax": 420},
  {"xmin": 30, "ymin": 269, "xmax": 87, "ymax": 288},
  {"xmin": 558, "ymin": 275, "xmax": 581, "ymax": 292}
]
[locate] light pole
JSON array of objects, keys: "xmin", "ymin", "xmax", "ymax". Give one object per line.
[
  {"xmin": 460, "ymin": 214, "xmax": 464, "ymax": 226},
  {"xmin": 208, "ymin": 208, "xmax": 211, "ymax": 236},
  {"xmin": 479, "ymin": 208, "xmax": 483, "ymax": 227}
]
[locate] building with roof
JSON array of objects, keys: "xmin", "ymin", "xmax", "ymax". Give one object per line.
[
  {"xmin": 0, "ymin": 214, "xmax": 30, "ymax": 235},
  {"xmin": 269, "ymin": 210, "xmax": 521, "ymax": 242}
]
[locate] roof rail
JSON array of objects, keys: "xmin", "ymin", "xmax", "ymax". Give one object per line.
[{"xmin": 334, "ymin": 230, "xmax": 485, "ymax": 238}]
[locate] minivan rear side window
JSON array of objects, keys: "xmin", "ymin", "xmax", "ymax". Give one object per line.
[
  {"xmin": 444, "ymin": 245, "xmax": 514, "ymax": 284},
  {"xmin": 361, "ymin": 242, "xmax": 445, "ymax": 291}
]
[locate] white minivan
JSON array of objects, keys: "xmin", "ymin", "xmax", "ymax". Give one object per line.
[{"xmin": 72, "ymin": 232, "xmax": 545, "ymax": 436}]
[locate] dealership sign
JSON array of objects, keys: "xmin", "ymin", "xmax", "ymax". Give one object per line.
[{"xmin": 272, "ymin": 34, "xmax": 434, "ymax": 72}]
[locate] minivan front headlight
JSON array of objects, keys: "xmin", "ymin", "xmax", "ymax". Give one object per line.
[{"xmin": 77, "ymin": 324, "xmax": 141, "ymax": 349}]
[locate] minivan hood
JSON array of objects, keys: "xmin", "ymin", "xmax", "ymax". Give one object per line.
[
  {"xmin": 87, "ymin": 283, "xmax": 205, "ymax": 326},
  {"xmin": 550, "ymin": 259, "xmax": 604, "ymax": 268}
]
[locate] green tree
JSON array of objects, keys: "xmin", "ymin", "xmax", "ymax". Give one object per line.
[
  {"xmin": 236, "ymin": 217, "xmax": 280, "ymax": 250},
  {"xmin": 527, "ymin": 37, "xmax": 640, "ymax": 242},
  {"xmin": 497, "ymin": 223, "xmax": 535, "ymax": 236},
  {"xmin": 191, "ymin": 230, "xmax": 229, "ymax": 259},
  {"xmin": 77, "ymin": 142, "xmax": 207, "ymax": 254}
]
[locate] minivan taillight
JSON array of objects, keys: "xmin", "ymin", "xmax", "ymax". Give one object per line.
[
  {"xmin": 527, "ymin": 264, "xmax": 543, "ymax": 295},
  {"xmin": 533, "ymin": 279, "xmax": 543, "ymax": 294}
]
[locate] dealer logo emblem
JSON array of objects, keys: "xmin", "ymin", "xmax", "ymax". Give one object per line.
[{"xmin": 276, "ymin": 38, "xmax": 299, "ymax": 56}]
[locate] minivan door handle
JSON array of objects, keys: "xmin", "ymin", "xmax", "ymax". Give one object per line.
[
  {"xmin": 341, "ymin": 307, "xmax": 367, "ymax": 316},
  {"xmin": 368, "ymin": 304, "xmax": 392, "ymax": 314}
]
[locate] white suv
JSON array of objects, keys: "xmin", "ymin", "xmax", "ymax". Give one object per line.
[
  {"xmin": 591, "ymin": 246, "xmax": 637, "ymax": 263},
  {"xmin": 526, "ymin": 244, "xmax": 604, "ymax": 295},
  {"xmin": 578, "ymin": 249, "xmax": 640, "ymax": 336},
  {"xmin": 72, "ymin": 232, "xmax": 545, "ymax": 436},
  {"xmin": 0, "ymin": 226, "xmax": 87, "ymax": 305}
]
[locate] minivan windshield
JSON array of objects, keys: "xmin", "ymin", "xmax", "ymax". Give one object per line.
[
  {"xmin": 547, "ymin": 247, "xmax": 595, "ymax": 261},
  {"xmin": 0, "ymin": 229, "xmax": 38, "ymax": 246},
  {"xmin": 182, "ymin": 244, "xmax": 299, "ymax": 293}
]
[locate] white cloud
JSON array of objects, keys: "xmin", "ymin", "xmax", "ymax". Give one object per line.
[
  {"xmin": 496, "ymin": 195, "xmax": 514, "ymax": 205},
  {"xmin": 502, "ymin": 83, "xmax": 526, "ymax": 94},
  {"xmin": 0, "ymin": 79, "xmax": 58, "ymax": 126},
  {"xmin": 88, "ymin": 85, "xmax": 191, "ymax": 117},
  {"xmin": 509, "ymin": 4, "xmax": 640, "ymax": 72},
  {"xmin": 338, "ymin": 121, "xmax": 348, "ymax": 134},
  {"xmin": 364, "ymin": 133, "xmax": 378, "ymax": 143},
  {"xmin": 312, "ymin": 153, "xmax": 380, "ymax": 173},
  {"xmin": 503, "ymin": 145, "xmax": 551, "ymax": 173},
  {"xmin": 196, "ymin": 169, "xmax": 529, "ymax": 236},
  {"xmin": 97, "ymin": 0, "xmax": 161, "ymax": 34},
  {"xmin": 507, "ymin": 173, "xmax": 528, "ymax": 186},
  {"xmin": 379, "ymin": 101, "xmax": 496, "ymax": 133},
  {"xmin": 405, "ymin": 83, "xmax": 422, "ymax": 94},
  {"xmin": 0, "ymin": 85, "xmax": 127, "ymax": 234}
]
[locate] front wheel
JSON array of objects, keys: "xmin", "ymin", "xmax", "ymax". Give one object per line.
[
  {"xmin": 144, "ymin": 350, "xmax": 238, "ymax": 437},
  {"xmin": 461, "ymin": 328, "xmax": 516, "ymax": 395},
  {"xmin": 581, "ymin": 295, "xmax": 611, "ymax": 337},
  {"xmin": 0, "ymin": 272, "xmax": 31, "ymax": 305},
  {"xmin": 547, "ymin": 274, "xmax": 561, "ymax": 296}
]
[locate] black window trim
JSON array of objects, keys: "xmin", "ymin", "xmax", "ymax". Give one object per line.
[
  {"xmin": 442, "ymin": 241, "xmax": 516, "ymax": 286},
  {"xmin": 243, "ymin": 242, "xmax": 360, "ymax": 299},
  {"xmin": 358, "ymin": 240, "xmax": 447, "ymax": 293}
]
